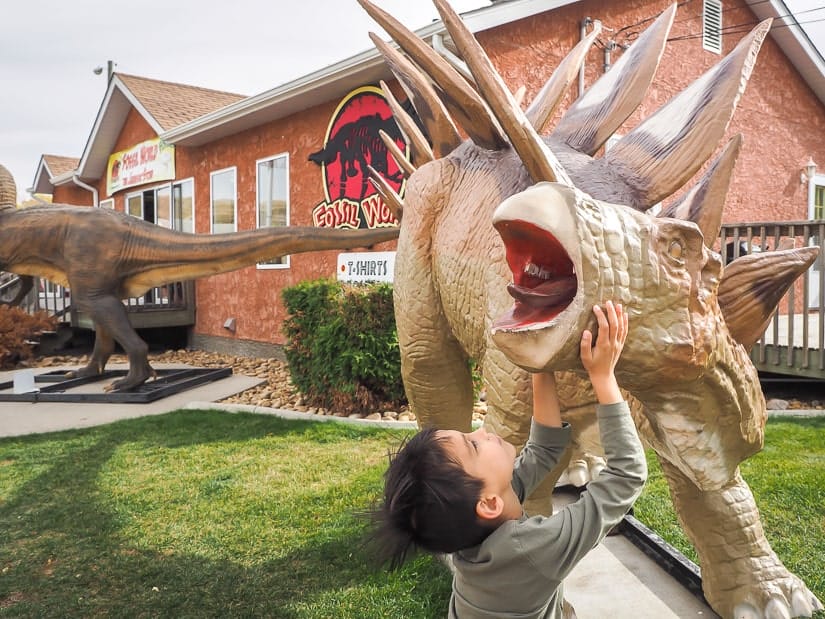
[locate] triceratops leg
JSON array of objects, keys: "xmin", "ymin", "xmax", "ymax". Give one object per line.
[
  {"xmin": 658, "ymin": 458, "xmax": 823, "ymax": 619},
  {"xmin": 394, "ymin": 233, "xmax": 474, "ymax": 431}
]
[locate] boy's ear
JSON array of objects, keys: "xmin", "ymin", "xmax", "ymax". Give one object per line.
[{"xmin": 476, "ymin": 494, "xmax": 504, "ymax": 521}]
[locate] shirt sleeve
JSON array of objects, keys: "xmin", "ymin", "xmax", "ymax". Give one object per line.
[
  {"xmin": 511, "ymin": 419, "xmax": 572, "ymax": 502},
  {"xmin": 518, "ymin": 401, "xmax": 648, "ymax": 581}
]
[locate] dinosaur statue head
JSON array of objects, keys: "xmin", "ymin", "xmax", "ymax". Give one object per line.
[{"xmin": 490, "ymin": 182, "xmax": 724, "ymax": 390}]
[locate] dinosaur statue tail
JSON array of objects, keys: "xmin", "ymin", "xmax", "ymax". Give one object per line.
[{"xmin": 122, "ymin": 220, "xmax": 399, "ymax": 296}]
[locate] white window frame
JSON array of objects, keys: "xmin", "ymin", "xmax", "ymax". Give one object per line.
[
  {"xmin": 125, "ymin": 190, "xmax": 144, "ymax": 219},
  {"xmin": 99, "ymin": 198, "xmax": 114, "ymax": 209},
  {"xmin": 702, "ymin": 0, "xmax": 723, "ymax": 54},
  {"xmin": 256, "ymin": 153, "xmax": 291, "ymax": 269},
  {"xmin": 210, "ymin": 167, "xmax": 238, "ymax": 234},
  {"xmin": 808, "ymin": 173, "xmax": 825, "ymax": 221}
]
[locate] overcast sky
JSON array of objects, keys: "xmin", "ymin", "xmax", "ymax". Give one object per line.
[{"xmin": 1, "ymin": 0, "xmax": 822, "ymax": 202}]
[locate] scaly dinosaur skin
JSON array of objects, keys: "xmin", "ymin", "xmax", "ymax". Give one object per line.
[
  {"xmin": 359, "ymin": 1, "xmax": 822, "ymax": 617},
  {"xmin": 0, "ymin": 165, "xmax": 398, "ymax": 391}
]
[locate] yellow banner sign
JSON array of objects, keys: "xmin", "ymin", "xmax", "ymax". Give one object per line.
[{"xmin": 106, "ymin": 138, "xmax": 175, "ymax": 196}]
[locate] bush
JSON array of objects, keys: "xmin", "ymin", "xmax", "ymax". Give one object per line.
[
  {"xmin": 282, "ymin": 279, "xmax": 406, "ymax": 415},
  {"xmin": 0, "ymin": 305, "xmax": 56, "ymax": 368}
]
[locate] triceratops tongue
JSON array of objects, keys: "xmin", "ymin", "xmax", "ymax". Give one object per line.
[{"xmin": 506, "ymin": 277, "xmax": 577, "ymax": 309}]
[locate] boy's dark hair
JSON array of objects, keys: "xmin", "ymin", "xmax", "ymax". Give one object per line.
[{"xmin": 370, "ymin": 426, "xmax": 496, "ymax": 570}]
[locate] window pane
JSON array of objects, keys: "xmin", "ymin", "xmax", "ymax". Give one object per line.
[
  {"xmin": 815, "ymin": 185, "xmax": 824, "ymax": 220},
  {"xmin": 173, "ymin": 179, "xmax": 194, "ymax": 233},
  {"xmin": 257, "ymin": 156, "xmax": 289, "ymax": 266},
  {"xmin": 211, "ymin": 169, "xmax": 236, "ymax": 233},
  {"xmin": 156, "ymin": 186, "xmax": 171, "ymax": 228},
  {"xmin": 127, "ymin": 195, "xmax": 142, "ymax": 218}
]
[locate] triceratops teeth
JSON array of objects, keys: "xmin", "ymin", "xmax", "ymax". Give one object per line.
[{"xmin": 523, "ymin": 262, "xmax": 552, "ymax": 279}]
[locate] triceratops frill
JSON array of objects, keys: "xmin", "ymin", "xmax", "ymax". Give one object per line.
[{"xmin": 358, "ymin": 0, "xmax": 822, "ymax": 617}]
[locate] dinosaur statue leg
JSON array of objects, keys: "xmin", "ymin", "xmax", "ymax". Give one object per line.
[
  {"xmin": 72, "ymin": 292, "xmax": 155, "ymax": 391},
  {"xmin": 66, "ymin": 323, "xmax": 116, "ymax": 380},
  {"xmin": 659, "ymin": 458, "xmax": 822, "ymax": 619}
]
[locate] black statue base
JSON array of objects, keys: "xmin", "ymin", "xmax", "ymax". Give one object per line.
[{"xmin": 0, "ymin": 367, "xmax": 232, "ymax": 404}]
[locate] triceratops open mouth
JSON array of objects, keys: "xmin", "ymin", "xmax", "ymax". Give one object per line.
[
  {"xmin": 494, "ymin": 220, "xmax": 577, "ymax": 329},
  {"xmin": 491, "ymin": 183, "xmax": 581, "ymax": 333}
]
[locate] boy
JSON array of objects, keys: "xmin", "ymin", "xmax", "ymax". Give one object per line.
[{"xmin": 372, "ymin": 301, "xmax": 647, "ymax": 618}]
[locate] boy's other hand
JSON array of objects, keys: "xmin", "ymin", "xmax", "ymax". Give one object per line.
[{"xmin": 580, "ymin": 301, "xmax": 627, "ymax": 404}]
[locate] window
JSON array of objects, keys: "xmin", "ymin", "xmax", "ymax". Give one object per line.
[
  {"xmin": 703, "ymin": 0, "xmax": 722, "ymax": 54},
  {"xmin": 172, "ymin": 178, "xmax": 194, "ymax": 233},
  {"xmin": 210, "ymin": 167, "xmax": 237, "ymax": 234},
  {"xmin": 127, "ymin": 193, "xmax": 143, "ymax": 218},
  {"xmin": 256, "ymin": 154, "xmax": 290, "ymax": 267},
  {"xmin": 99, "ymin": 198, "xmax": 114, "ymax": 209},
  {"xmin": 812, "ymin": 182, "xmax": 824, "ymax": 221}
]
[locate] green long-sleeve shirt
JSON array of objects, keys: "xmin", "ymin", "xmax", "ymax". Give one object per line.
[{"xmin": 449, "ymin": 401, "xmax": 647, "ymax": 618}]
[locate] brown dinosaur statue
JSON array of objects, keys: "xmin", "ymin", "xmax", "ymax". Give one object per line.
[
  {"xmin": 0, "ymin": 165, "xmax": 398, "ymax": 391},
  {"xmin": 358, "ymin": 1, "xmax": 822, "ymax": 617}
]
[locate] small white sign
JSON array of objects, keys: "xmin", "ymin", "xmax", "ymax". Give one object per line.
[
  {"xmin": 13, "ymin": 369, "xmax": 39, "ymax": 394},
  {"xmin": 337, "ymin": 251, "xmax": 395, "ymax": 283}
]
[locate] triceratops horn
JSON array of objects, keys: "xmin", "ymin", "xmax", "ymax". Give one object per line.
[
  {"xmin": 526, "ymin": 20, "xmax": 602, "ymax": 134},
  {"xmin": 719, "ymin": 247, "xmax": 820, "ymax": 350},
  {"xmin": 358, "ymin": 0, "xmax": 506, "ymax": 151},
  {"xmin": 661, "ymin": 134, "xmax": 743, "ymax": 246},
  {"xmin": 367, "ymin": 165, "xmax": 404, "ymax": 222},
  {"xmin": 370, "ymin": 33, "xmax": 462, "ymax": 158},
  {"xmin": 554, "ymin": 4, "xmax": 676, "ymax": 155},
  {"xmin": 603, "ymin": 19, "xmax": 771, "ymax": 207},
  {"xmin": 432, "ymin": 0, "xmax": 571, "ymax": 185},
  {"xmin": 379, "ymin": 80, "xmax": 434, "ymax": 165},
  {"xmin": 379, "ymin": 129, "xmax": 416, "ymax": 178}
]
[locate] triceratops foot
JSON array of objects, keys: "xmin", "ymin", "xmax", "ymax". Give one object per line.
[
  {"xmin": 723, "ymin": 579, "xmax": 822, "ymax": 619},
  {"xmin": 104, "ymin": 364, "xmax": 157, "ymax": 392},
  {"xmin": 556, "ymin": 454, "xmax": 606, "ymax": 488}
]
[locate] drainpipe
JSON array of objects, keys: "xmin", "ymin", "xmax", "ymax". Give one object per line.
[
  {"xmin": 432, "ymin": 32, "xmax": 474, "ymax": 83},
  {"xmin": 71, "ymin": 175, "xmax": 99, "ymax": 206},
  {"xmin": 578, "ymin": 17, "xmax": 593, "ymax": 97}
]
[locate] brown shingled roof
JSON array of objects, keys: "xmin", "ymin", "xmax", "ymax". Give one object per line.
[
  {"xmin": 43, "ymin": 154, "xmax": 80, "ymax": 177},
  {"xmin": 117, "ymin": 73, "xmax": 247, "ymax": 132}
]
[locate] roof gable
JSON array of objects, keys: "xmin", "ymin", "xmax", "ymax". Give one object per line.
[
  {"xmin": 76, "ymin": 74, "xmax": 246, "ymax": 181},
  {"xmin": 30, "ymin": 154, "xmax": 80, "ymax": 194}
]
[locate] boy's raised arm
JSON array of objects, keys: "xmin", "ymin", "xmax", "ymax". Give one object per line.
[{"xmin": 531, "ymin": 372, "xmax": 562, "ymax": 428}]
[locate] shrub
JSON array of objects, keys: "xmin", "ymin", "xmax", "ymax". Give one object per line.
[
  {"xmin": 282, "ymin": 279, "xmax": 406, "ymax": 415},
  {"xmin": 0, "ymin": 306, "xmax": 56, "ymax": 368}
]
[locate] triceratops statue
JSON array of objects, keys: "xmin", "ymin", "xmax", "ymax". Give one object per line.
[{"xmin": 358, "ymin": 1, "xmax": 822, "ymax": 617}]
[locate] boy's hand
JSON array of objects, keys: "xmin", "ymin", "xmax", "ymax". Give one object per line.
[{"xmin": 580, "ymin": 301, "xmax": 627, "ymax": 404}]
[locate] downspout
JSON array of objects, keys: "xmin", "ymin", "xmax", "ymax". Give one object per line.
[
  {"xmin": 71, "ymin": 175, "xmax": 99, "ymax": 206},
  {"xmin": 432, "ymin": 32, "xmax": 474, "ymax": 83},
  {"xmin": 578, "ymin": 17, "xmax": 593, "ymax": 97}
]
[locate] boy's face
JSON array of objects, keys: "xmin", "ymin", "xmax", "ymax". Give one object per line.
[{"xmin": 438, "ymin": 426, "xmax": 517, "ymax": 496}]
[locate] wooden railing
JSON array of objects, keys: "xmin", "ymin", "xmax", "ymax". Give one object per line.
[
  {"xmin": 719, "ymin": 220, "xmax": 825, "ymax": 379},
  {"xmin": 0, "ymin": 273, "xmax": 195, "ymax": 331}
]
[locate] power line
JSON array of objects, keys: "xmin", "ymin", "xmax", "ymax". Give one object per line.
[{"xmin": 666, "ymin": 15, "xmax": 825, "ymax": 43}]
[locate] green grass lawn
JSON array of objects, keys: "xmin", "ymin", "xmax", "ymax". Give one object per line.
[{"xmin": 0, "ymin": 411, "xmax": 822, "ymax": 618}]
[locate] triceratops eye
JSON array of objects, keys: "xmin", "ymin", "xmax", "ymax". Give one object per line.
[{"xmin": 669, "ymin": 240, "xmax": 684, "ymax": 260}]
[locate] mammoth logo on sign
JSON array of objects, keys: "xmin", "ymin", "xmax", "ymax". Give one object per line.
[{"xmin": 309, "ymin": 85, "xmax": 407, "ymax": 229}]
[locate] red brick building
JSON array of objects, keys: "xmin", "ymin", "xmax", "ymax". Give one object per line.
[{"xmin": 29, "ymin": 0, "xmax": 825, "ymax": 357}]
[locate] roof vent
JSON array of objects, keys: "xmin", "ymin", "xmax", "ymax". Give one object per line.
[{"xmin": 703, "ymin": 0, "xmax": 722, "ymax": 54}]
